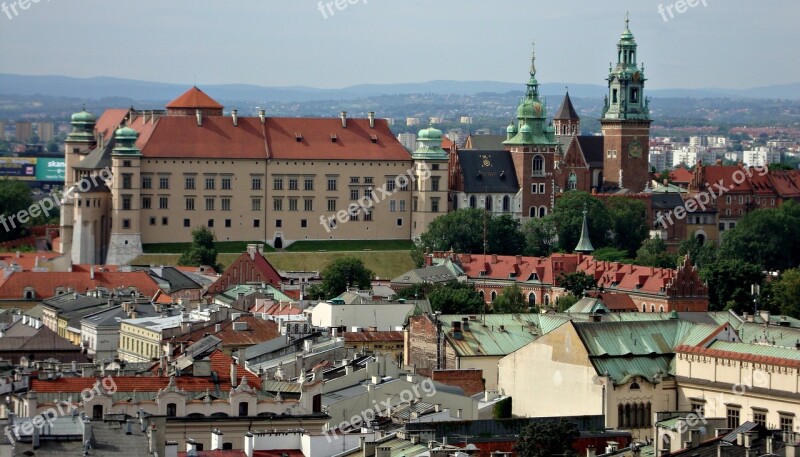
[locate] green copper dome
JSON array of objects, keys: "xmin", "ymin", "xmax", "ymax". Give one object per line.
[
  {"xmin": 506, "ymin": 123, "xmax": 518, "ymax": 134},
  {"xmin": 418, "ymin": 125, "xmax": 443, "ymax": 141},
  {"xmin": 71, "ymin": 110, "xmax": 96, "ymax": 124},
  {"xmin": 113, "ymin": 126, "xmax": 141, "ymax": 156},
  {"xmin": 66, "ymin": 108, "xmax": 96, "ymax": 143},
  {"xmin": 115, "ymin": 126, "xmax": 138, "ymax": 141}
]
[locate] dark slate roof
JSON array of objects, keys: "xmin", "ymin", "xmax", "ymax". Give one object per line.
[
  {"xmin": 391, "ymin": 265, "xmax": 457, "ymax": 285},
  {"xmin": 554, "ymin": 92, "xmax": 579, "ymax": 120},
  {"xmin": 75, "ymin": 138, "xmax": 114, "ymax": 170},
  {"xmin": 464, "ymin": 134, "xmax": 506, "ymax": 151},
  {"xmin": 149, "ymin": 267, "xmax": 202, "ymax": 293},
  {"xmin": 651, "ymin": 192, "xmax": 685, "ymax": 210},
  {"xmin": 577, "ymin": 135, "xmax": 605, "ymax": 168},
  {"xmin": 457, "ymin": 150, "xmax": 519, "ymax": 193}
]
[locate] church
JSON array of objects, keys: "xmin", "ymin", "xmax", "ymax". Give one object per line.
[{"xmin": 449, "ymin": 18, "xmax": 653, "ymax": 218}]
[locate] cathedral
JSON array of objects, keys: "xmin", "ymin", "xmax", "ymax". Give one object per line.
[{"xmin": 449, "ymin": 18, "xmax": 652, "ymax": 217}]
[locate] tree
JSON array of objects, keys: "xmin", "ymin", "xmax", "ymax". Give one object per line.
[
  {"xmin": 550, "ymin": 191, "xmax": 613, "ymax": 252},
  {"xmin": 487, "ymin": 215, "xmax": 526, "ymax": 256},
  {"xmin": 606, "ymin": 197, "xmax": 649, "ymax": 257},
  {"xmin": 718, "ymin": 202, "xmax": 800, "ymax": 271},
  {"xmin": 677, "ymin": 237, "xmax": 717, "ymax": 269},
  {"xmin": 178, "ymin": 226, "xmax": 222, "ymax": 272},
  {"xmin": 395, "ymin": 282, "xmax": 437, "ymax": 300},
  {"xmin": 635, "ymin": 238, "xmax": 678, "ymax": 269},
  {"xmin": 770, "ymin": 269, "xmax": 800, "ymax": 318},
  {"xmin": 46, "ymin": 141, "xmax": 59, "ymax": 153},
  {"xmin": 522, "ymin": 216, "xmax": 557, "ymax": 257},
  {"xmin": 555, "ymin": 294, "xmax": 580, "ymax": 312},
  {"xmin": 558, "ymin": 272, "xmax": 597, "ymax": 298},
  {"xmin": 427, "ymin": 281, "xmax": 484, "ymax": 314},
  {"xmin": 318, "ymin": 257, "xmax": 373, "ymax": 299},
  {"xmin": 768, "ymin": 163, "xmax": 793, "ymax": 171},
  {"xmin": 0, "ymin": 180, "xmax": 35, "ymax": 242},
  {"xmin": 492, "ymin": 284, "xmax": 527, "ymax": 313},
  {"xmin": 700, "ymin": 258, "xmax": 764, "ymax": 312},
  {"xmin": 516, "ymin": 419, "xmax": 580, "ymax": 457},
  {"xmin": 592, "ymin": 247, "xmax": 632, "ymax": 263}
]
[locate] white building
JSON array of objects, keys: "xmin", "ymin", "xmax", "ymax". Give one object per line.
[
  {"xmin": 397, "ymin": 133, "xmax": 417, "ymax": 151},
  {"xmin": 308, "ymin": 298, "xmax": 416, "ymax": 331},
  {"xmin": 743, "ymin": 147, "xmax": 781, "ymax": 167},
  {"xmin": 672, "ymin": 148, "xmax": 698, "ymax": 168},
  {"xmin": 406, "ymin": 117, "xmax": 420, "ymax": 126}
]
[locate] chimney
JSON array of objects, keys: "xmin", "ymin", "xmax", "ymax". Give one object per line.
[
  {"xmin": 368, "ymin": 111, "xmax": 375, "ymax": 128},
  {"xmin": 211, "ymin": 429, "xmax": 223, "ymax": 451},
  {"xmin": 259, "ymin": 109, "xmax": 266, "ymax": 124},
  {"xmin": 230, "ymin": 363, "xmax": 237, "ymax": 387},
  {"xmin": 232, "ymin": 109, "xmax": 239, "ymax": 127},
  {"xmin": 785, "ymin": 434, "xmax": 798, "ymax": 457},
  {"xmin": 90, "ymin": 265, "xmax": 95, "ymax": 280},
  {"xmin": 691, "ymin": 429, "xmax": 701, "ymax": 448},
  {"xmin": 215, "ymin": 323, "xmax": 222, "ymax": 333},
  {"xmin": 362, "ymin": 440, "xmax": 376, "ymax": 457},
  {"xmin": 376, "ymin": 447, "xmax": 391, "ymax": 457},
  {"xmin": 196, "ymin": 109, "xmax": 203, "ymax": 126},
  {"xmin": 492, "ymin": 253, "xmax": 498, "ymax": 264},
  {"xmin": 340, "ymin": 111, "xmax": 347, "ymax": 128}
]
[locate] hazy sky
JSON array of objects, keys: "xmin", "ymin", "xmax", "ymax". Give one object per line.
[{"xmin": 0, "ymin": 0, "xmax": 796, "ymax": 90}]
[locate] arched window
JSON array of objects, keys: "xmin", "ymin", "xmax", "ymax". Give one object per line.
[
  {"xmin": 567, "ymin": 173, "xmax": 577, "ymax": 190},
  {"xmin": 645, "ymin": 402, "xmax": 652, "ymax": 426},
  {"xmin": 651, "ymin": 305, "xmax": 655, "ymax": 313},
  {"xmin": 638, "ymin": 402, "xmax": 646, "ymax": 427},
  {"xmin": 529, "ymin": 207, "xmax": 537, "ymax": 218},
  {"xmin": 469, "ymin": 196, "xmax": 477, "ymax": 208},
  {"xmin": 479, "ymin": 290, "xmax": 485, "ymax": 301},
  {"xmin": 502, "ymin": 196, "xmax": 510, "ymax": 212},
  {"xmin": 544, "ymin": 295, "xmax": 550, "ymax": 307},
  {"xmin": 618, "ymin": 404, "xmax": 624, "ymax": 428},
  {"xmin": 624, "ymin": 403, "xmax": 632, "ymax": 428},
  {"xmin": 23, "ymin": 288, "xmax": 35, "ymax": 300},
  {"xmin": 642, "ymin": 304, "xmax": 647, "ymax": 312},
  {"xmin": 528, "ymin": 293, "xmax": 536, "ymax": 305},
  {"xmin": 532, "ymin": 155, "xmax": 544, "ymax": 175},
  {"xmin": 659, "ymin": 306, "xmax": 665, "ymax": 313},
  {"xmin": 539, "ymin": 206, "xmax": 547, "ymax": 218},
  {"xmin": 485, "ymin": 195, "xmax": 493, "ymax": 211},
  {"xmin": 490, "ymin": 291, "xmax": 497, "ymax": 302}
]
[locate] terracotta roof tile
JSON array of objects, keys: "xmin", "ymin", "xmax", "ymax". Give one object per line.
[
  {"xmin": 0, "ymin": 270, "xmax": 163, "ymax": 300},
  {"xmin": 175, "ymin": 316, "xmax": 280, "ymax": 350},
  {"xmin": 166, "ymin": 87, "xmax": 224, "ymax": 110},
  {"xmin": 343, "ymin": 331, "xmax": 404, "ymax": 343}
]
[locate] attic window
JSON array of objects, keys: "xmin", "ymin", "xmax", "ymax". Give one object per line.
[
  {"xmin": 508, "ymin": 272, "xmax": 517, "ymax": 279},
  {"xmin": 370, "ymin": 135, "xmax": 378, "ymax": 144},
  {"xmin": 295, "ymin": 133, "xmax": 303, "ymax": 142},
  {"xmin": 476, "ymin": 171, "xmax": 482, "ymax": 180},
  {"xmin": 479, "ymin": 270, "xmax": 487, "ymax": 277},
  {"xmin": 528, "ymin": 273, "xmax": 539, "ymax": 281},
  {"xmin": 330, "ymin": 134, "xmax": 338, "ymax": 143}
]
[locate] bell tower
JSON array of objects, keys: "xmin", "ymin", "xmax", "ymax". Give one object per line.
[{"xmin": 600, "ymin": 16, "xmax": 652, "ymax": 192}]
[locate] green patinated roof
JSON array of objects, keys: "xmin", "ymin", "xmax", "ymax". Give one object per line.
[
  {"xmin": 709, "ymin": 341, "xmax": 800, "ymax": 362},
  {"xmin": 677, "ymin": 323, "xmax": 722, "ymax": 346},
  {"xmin": 439, "ymin": 314, "xmax": 542, "ymax": 357},
  {"xmin": 216, "ymin": 284, "xmax": 293, "ymax": 304},
  {"xmin": 592, "ymin": 355, "xmax": 672, "ymax": 385},
  {"xmin": 567, "ymin": 298, "xmax": 610, "ymax": 314}
]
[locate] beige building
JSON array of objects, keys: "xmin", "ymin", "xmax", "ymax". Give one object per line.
[
  {"xmin": 61, "ymin": 88, "xmax": 446, "ymax": 265},
  {"xmin": 37, "ymin": 121, "xmax": 55, "ymax": 142},
  {"xmin": 15, "ymin": 121, "xmax": 33, "ymax": 143}
]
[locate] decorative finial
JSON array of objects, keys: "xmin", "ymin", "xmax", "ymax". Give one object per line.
[
  {"xmin": 625, "ymin": 11, "xmax": 630, "ymax": 29},
  {"xmin": 565, "ymin": 85, "xmax": 569, "ymax": 94},
  {"xmin": 529, "ymin": 40, "xmax": 536, "ymax": 76}
]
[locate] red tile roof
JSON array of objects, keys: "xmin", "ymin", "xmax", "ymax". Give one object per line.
[
  {"xmin": 95, "ymin": 109, "xmax": 130, "ymax": 139},
  {"xmin": 166, "ymin": 87, "xmax": 224, "ymax": 110},
  {"xmin": 0, "ymin": 270, "xmax": 163, "ymax": 300},
  {"xmin": 121, "ymin": 114, "xmax": 409, "ymax": 162},
  {"xmin": 175, "ymin": 316, "xmax": 280, "ymax": 349},
  {"xmin": 179, "ymin": 451, "xmax": 247, "ymax": 457},
  {"xmin": 252, "ymin": 451, "xmax": 305, "ymax": 457},
  {"xmin": 343, "ymin": 331, "xmax": 404, "ymax": 343},
  {"xmin": 669, "ymin": 167, "xmax": 693, "ymax": 184},
  {"xmin": 0, "ymin": 252, "xmax": 61, "ymax": 271},
  {"xmin": 675, "ymin": 344, "xmax": 800, "ymax": 370},
  {"xmin": 588, "ymin": 292, "xmax": 637, "ymax": 311},
  {"xmin": 208, "ymin": 252, "xmax": 283, "ymax": 295}
]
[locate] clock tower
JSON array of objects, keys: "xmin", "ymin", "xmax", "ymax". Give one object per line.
[{"xmin": 600, "ymin": 16, "xmax": 652, "ymax": 192}]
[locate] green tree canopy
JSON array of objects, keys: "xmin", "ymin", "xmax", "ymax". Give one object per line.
[
  {"xmin": 718, "ymin": 201, "xmax": 800, "ymax": 271},
  {"xmin": 516, "ymin": 419, "xmax": 580, "ymax": 457},
  {"xmin": 550, "ymin": 191, "xmax": 612, "ymax": 252},
  {"xmin": 769, "ymin": 269, "xmax": 800, "ymax": 318},
  {"xmin": 0, "ymin": 180, "xmax": 35, "ymax": 242},
  {"xmin": 178, "ymin": 226, "xmax": 222, "ymax": 272},
  {"xmin": 521, "ymin": 216, "xmax": 557, "ymax": 257},
  {"xmin": 427, "ymin": 281, "xmax": 485, "ymax": 314},
  {"xmin": 491, "ymin": 284, "xmax": 528, "ymax": 313},
  {"xmin": 487, "ymin": 214, "xmax": 526, "ymax": 255},
  {"xmin": 606, "ymin": 196, "xmax": 649, "ymax": 256},
  {"xmin": 592, "ymin": 246, "xmax": 632, "ymax": 263},
  {"xmin": 700, "ymin": 258, "xmax": 764, "ymax": 311},
  {"xmin": 635, "ymin": 238, "xmax": 678, "ymax": 269},
  {"xmin": 558, "ymin": 272, "xmax": 597, "ymax": 298},
  {"xmin": 318, "ymin": 256, "xmax": 374, "ymax": 299}
]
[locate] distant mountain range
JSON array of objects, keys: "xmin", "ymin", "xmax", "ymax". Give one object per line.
[{"xmin": 1, "ymin": 73, "xmax": 799, "ymax": 103}]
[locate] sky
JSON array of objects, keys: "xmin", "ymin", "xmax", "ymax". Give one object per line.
[{"xmin": 0, "ymin": 0, "xmax": 797, "ymax": 91}]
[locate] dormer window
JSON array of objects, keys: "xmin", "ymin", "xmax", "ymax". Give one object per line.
[
  {"xmin": 330, "ymin": 134, "xmax": 338, "ymax": 143},
  {"xmin": 295, "ymin": 133, "xmax": 303, "ymax": 142},
  {"xmin": 370, "ymin": 135, "xmax": 378, "ymax": 144}
]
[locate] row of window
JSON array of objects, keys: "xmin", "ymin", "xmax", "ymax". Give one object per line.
[{"xmin": 617, "ymin": 402, "xmax": 652, "ymax": 429}]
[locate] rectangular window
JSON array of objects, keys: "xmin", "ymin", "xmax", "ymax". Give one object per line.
[
  {"xmin": 327, "ymin": 199, "xmax": 336, "ymax": 211},
  {"xmin": 304, "ymin": 199, "xmax": 313, "ymax": 211},
  {"xmin": 205, "ymin": 177, "xmax": 215, "ymax": 190},
  {"xmin": 221, "ymin": 198, "xmax": 231, "ymax": 211},
  {"xmin": 350, "ymin": 177, "xmax": 360, "ymax": 184},
  {"xmin": 363, "ymin": 188, "xmax": 371, "ymax": 198},
  {"xmin": 222, "ymin": 177, "xmax": 232, "ymax": 190},
  {"xmin": 753, "ymin": 411, "xmax": 766, "ymax": 427},
  {"xmin": 364, "ymin": 210, "xmax": 373, "ymax": 221},
  {"xmin": 253, "ymin": 219, "xmax": 260, "ymax": 228},
  {"xmin": 387, "ymin": 179, "xmax": 396, "ymax": 192},
  {"xmin": 207, "ymin": 219, "xmax": 214, "ymax": 228},
  {"xmin": 159, "ymin": 197, "xmax": 169, "ymax": 209},
  {"xmin": 397, "ymin": 218, "xmax": 403, "ymax": 227},
  {"xmin": 183, "ymin": 219, "xmax": 190, "ymax": 228},
  {"xmin": 692, "ymin": 403, "xmax": 705, "ymax": 417},
  {"xmin": 122, "ymin": 219, "xmax": 131, "ymax": 229},
  {"xmin": 289, "ymin": 178, "xmax": 298, "ymax": 190},
  {"xmin": 727, "ymin": 407, "xmax": 740, "ymax": 429},
  {"xmin": 273, "ymin": 178, "xmax": 283, "ymax": 190},
  {"xmin": 205, "ymin": 198, "xmax": 214, "ymax": 211},
  {"xmin": 141, "ymin": 176, "xmax": 152, "ymax": 189},
  {"xmin": 432, "ymin": 177, "xmax": 440, "ymax": 191},
  {"xmin": 532, "ymin": 184, "xmax": 538, "ymax": 194},
  {"xmin": 364, "ymin": 177, "xmax": 374, "ymax": 184},
  {"xmin": 142, "ymin": 197, "xmax": 151, "ymax": 209},
  {"xmin": 185, "ymin": 198, "xmax": 195, "ymax": 211},
  {"xmin": 275, "ymin": 219, "xmax": 282, "ymax": 228},
  {"xmin": 122, "ymin": 197, "xmax": 131, "ymax": 210},
  {"xmin": 304, "ymin": 178, "xmax": 314, "ymax": 191},
  {"xmin": 389, "ymin": 200, "xmax": 397, "ymax": 212},
  {"xmin": 327, "ymin": 178, "xmax": 337, "ymax": 191},
  {"xmin": 251, "ymin": 177, "xmax": 261, "ymax": 190},
  {"xmin": 122, "ymin": 174, "xmax": 132, "ymax": 190},
  {"xmin": 350, "ymin": 189, "xmax": 359, "ymax": 200},
  {"xmin": 122, "ymin": 160, "xmax": 131, "ymax": 167},
  {"xmin": 159, "ymin": 176, "xmax": 169, "ymax": 189},
  {"xmin": 185, "ymin": 177, "xmax": 195, "ymax": 190},
  {"xmin": 301, "ymin": 219, "xmax": 307, "ymax": 228},
  {"xmin": 432, "ymin": 164, "xmax": 440, "ymax": 170},
  {"xmin": 539, "ymin": 183, "xmax": 545, "ymax": 193},
  {"xmin": 273, "ymin": 198, "xmax": 283, "ymax": 211},
  {"xmin": 289, "ymin": 198, "xmax": 298, "ymax": 211},
  {"xmin": 252, "ymin": 198, "xmax": 261, "ymax": 211},
  {"xmin": 399, "ymin": 200, "xmax": 406, "ymax": 212},
  {"xmin": 431, "ymin": 199, "xmax": 440, "ymax": 213},
  {"xmin": 162, "ymin": 217, "xmax": 169, "ymax": 226},
  {"xmin": 726, "ymin": 196, "xmax": 731, "ymax": 204},
  {"xmin": 780, "ymin": 415, "xmax": 794, "ymax": 432},
  {"xmin": 150, "ymin": 217, "xmax": 156, "ymax": 226}
]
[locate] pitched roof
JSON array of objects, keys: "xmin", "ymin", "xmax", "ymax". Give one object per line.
[
  {"xmin": 576, "ymin": 135, "xmax": 605, "ymax": 167},
  {"xmin": 343, "ymin": 331, "xmax": 403, "ymax": 343},
  {"xmin": 676, "ymin": 341, "xmax": 800, "ymax": 368},
  {"xmin": 0, "ymin": 270, "xmax": 163, "ymax": 300},
  {"xmin": 0, "ymin": 252, "xmax": 62, "ymax": 271},
  {"xmin": 554, "ymin": 92, "xmax": 579, "ymax": 120},
  {"xmin": 174, "ymin": 316, "xmax": 280, "ymax": 348},
  {"xmin": 463, "ymin": 134, "xmax": 506, "ymax": 151},
  {"xmin": 166, "ymin": 87, "xmax": 224, "ymax": 110},
  {"xmin": 669, "ymin": 167, "xmax": 693, "ymax": 184},
  {"xmin": 456, "ymin": 150, "xmax": 519, "ymax": 193},
  {"xmin": 391, "ymin": 265, "xmax": 457, "ymax": 285}
]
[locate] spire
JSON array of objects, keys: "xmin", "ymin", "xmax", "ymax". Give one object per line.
[
  {"xmin": 575, "ymin": 206, "xmax": 595, "ymax": 253},
  {"xmin": 526, "ymin": 40, "xmax": 539, "ymax": 97},
  {"xmin": 529, "ymin": 40, "xmax": 537, "ymax": 78},
  {"xmin": 554, "ymin": 91, "xmax": 579, "ymax": 121}
]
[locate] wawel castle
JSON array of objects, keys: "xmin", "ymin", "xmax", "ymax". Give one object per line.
[{"xmin": 60, "ymin": 20, "xmax": 651, "ymax": 265}]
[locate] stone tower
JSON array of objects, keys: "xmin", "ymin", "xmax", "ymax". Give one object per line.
[
  {"xmin": 411, "ymin": 125, "xmax": 449, "ymax": 239},
  {"xmin": 105, "ymin": 126, "xmax": 144, "ymax": 265},
  {"xmin": 600, "ymin": 16, "xmax": 652, "ymax": 192},
  {"xmin": 61, "ymin": 109, "xmax": 97, "ymax": 258}
]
